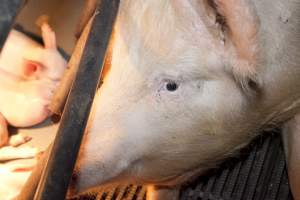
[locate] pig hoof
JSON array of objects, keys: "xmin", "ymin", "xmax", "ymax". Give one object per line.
[{"xmin": 9, "ymin": 134, "xmax": 32, "ymax": 147}]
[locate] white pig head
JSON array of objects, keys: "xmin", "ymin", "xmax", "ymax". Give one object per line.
[
  {"xmin": 72, "ymin": 0, "xmax": 270, "ymax": 194},
  {"xmin": 0, "ymin": 24, "xmax": 67, "ymax": 127}
]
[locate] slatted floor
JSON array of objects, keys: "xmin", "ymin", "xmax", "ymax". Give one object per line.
[
  {"xmin": 180, "ymin": 130, "xmax": 292, "ymax": 200},
  {"xmin": 74, "ymin": 130, "xmax": 293, "ymax": 200}
]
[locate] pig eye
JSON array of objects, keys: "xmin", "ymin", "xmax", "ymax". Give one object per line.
[{"xmin": 166, "ymin": 81, "xmax": 178, "ymax": 92}]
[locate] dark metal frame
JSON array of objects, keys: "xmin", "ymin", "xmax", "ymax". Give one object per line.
[
  {"xmin": 35, "ymin": 1, "xmax": 120, "ymax": 199},
  {"xmin": 0, "ymin": 0, "xmax": 24, "ymax": 51},
  {"xmin": 0, "ymin": 0, "xmax": 119, "ymax": 199}
]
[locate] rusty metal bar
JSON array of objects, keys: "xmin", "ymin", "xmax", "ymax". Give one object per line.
[
  {"xmin": 34, "ymin": 0, "xmax": 120, "ymax": 199},
  {"xmin": 0, "ymin": 0, "xmax": 24, "ymax": 51}
]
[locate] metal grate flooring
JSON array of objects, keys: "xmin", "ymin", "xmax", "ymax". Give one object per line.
[
  {"xmin": 179, "ymin": 130, "xmax": 292, "ymax": 200},
  {"xmin": 75, "ymin": 130, "xmax": 293, "ymax": 200}
]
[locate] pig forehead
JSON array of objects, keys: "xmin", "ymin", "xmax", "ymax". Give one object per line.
[
  {"xmin": 113, "ymin": 1, "xmax": 225, "ymax": 77},
  {"xmin": 118, "ymin": 0, "xmax": 217, "ymax": 47},
  {"xmin": 111, "ymin": 33, "xmax": 224, "ymax": 81}
]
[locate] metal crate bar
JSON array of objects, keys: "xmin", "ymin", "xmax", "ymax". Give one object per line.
[
  {"xmin": 34, "ymin": 0, "xmax": 120, "ymax": 199},
  {"xmin": 0, "ymin": 0, "xmax": 24, "ymax": 51}
]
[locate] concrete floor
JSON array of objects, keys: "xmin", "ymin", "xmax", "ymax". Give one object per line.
[{"xmin": 17, "ymin": 119, "xmax": 58, "ymax": 151}]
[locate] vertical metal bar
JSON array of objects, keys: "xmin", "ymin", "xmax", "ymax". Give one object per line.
[
  {"xmin": 34, "ymin": 0, "xmax": 120, "ymax": 199},
  {"xmin": 0, "ymin": 0, "xmax": 24, "ymax": 50}
]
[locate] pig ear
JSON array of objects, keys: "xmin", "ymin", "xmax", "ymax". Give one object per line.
[
  {"xmin": 207, "ymin": 0, "xmax": 260, "ymax": 93},
  {"xmin": 41, "ymin": 23, "xmax": 57, "ymax": 50},
  {"xmin": 23, "ymin": 60, "xmax": 43, "ymax": 78}
]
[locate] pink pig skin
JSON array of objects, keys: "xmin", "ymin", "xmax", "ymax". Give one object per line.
[{"xmin": 0, "ymin": 24, "xmax": 67, "ymax": 147}]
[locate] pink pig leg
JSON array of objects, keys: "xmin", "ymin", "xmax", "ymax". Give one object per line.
[
  {"xmin": 41, "ymin": 23, "xmax": 57, "ymax": 50},
  {"xmin": 0, "ymin": 113, "xmax": 9, "ymax": 147},
  {"xmin": 0, "ymin": 146, "xmax": 38, "ymax": 162},
  {"xmin": 9, "ymin": 134, "xmax": 32, "ymax": 147}
]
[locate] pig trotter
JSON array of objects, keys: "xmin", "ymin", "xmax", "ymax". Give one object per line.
[{"xmin": 9, "ymin": 134, "xmax": 32, "ymax": 147}]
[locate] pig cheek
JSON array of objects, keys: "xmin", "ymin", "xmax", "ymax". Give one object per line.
[{"xmin": 72, "ymin": 131, "xmax": 118, "ymax": 194}]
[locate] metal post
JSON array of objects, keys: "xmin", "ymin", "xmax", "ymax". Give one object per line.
[
  {"xmin": 34, "ymin": 0, "xmax": 120, "ymax": 199},
  {"xmin": 0, "ymin": 0, "xmax": 24, "ymax": 51}
]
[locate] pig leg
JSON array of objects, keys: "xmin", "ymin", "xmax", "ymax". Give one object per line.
[
  {"xmin": 0, "ymin": 167, "xmax": 32, "ymax": 199},
  {"xmin": 282, "ymin": 113, "xmax": 300, "ymax": 200},
  {"xmin": 0, "ymin": 158, "xmax": 36, "ymax": 199},
  {"xmin": 9, "ymin": 134, "xmax": 32, "ymax": 147},
  {"xmin": 41, "ymin": 23, "xmax": 56, "ymax": 50},
  {"xmin": 146, "ymin": 185, "xmax": 180, "ymax": 200},
  {"xmin": 0, "ymin": 146, "xmax": 38, "ymax": 162},
  {"xmin": 0, "ymin": 113, "xmax": 9, "ymax": 147},
  {"xmin": 5, "ymin": 157, "xmax": 37, "ymax": 172}
]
